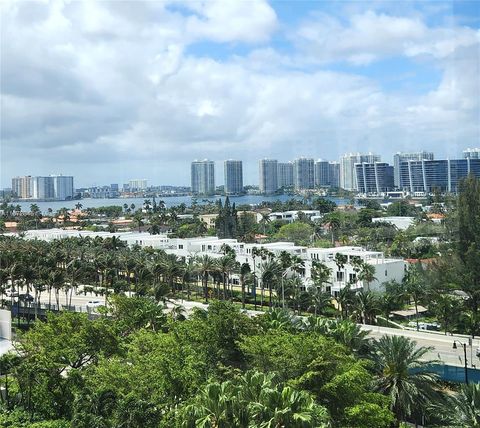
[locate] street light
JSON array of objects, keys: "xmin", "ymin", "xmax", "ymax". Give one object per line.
[{"xmin": 453, "ymin": 340, "xmax": 469, "ymax": 384}]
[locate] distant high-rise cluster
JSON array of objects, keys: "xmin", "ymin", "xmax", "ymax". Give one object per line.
[
  {"xmin": 188, "ymin": 147, "xmax": 480, "ymax": 196},
  {"xmin": 12, "ymin": 175, "xmax": 74, "ymax": 200}
]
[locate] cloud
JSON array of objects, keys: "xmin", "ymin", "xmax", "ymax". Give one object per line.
[
  {"xmin": 294, "ymin": 10, "xmax": 479, "ymax": 64},
  {"xmin": 1, "ymin": 1, "xmax": 479, "ymax": 186}
]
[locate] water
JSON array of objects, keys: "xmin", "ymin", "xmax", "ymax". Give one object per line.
[{"xmin": 10, "ymin": 195, "xmax": 353, "ymax": 214}]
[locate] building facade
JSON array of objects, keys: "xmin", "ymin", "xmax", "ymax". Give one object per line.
[
  {"xmin": 224, "ymin": 160, "xmax": 243, "ymax": 195},
  {"xmin": 393, "ymin": 151, "xmax": 434, "ymax": 188},
  {"xmin": 293, "ymin": 157, "xmax": 315, "ymax": 190},
  {"xmin": 329, "ymin": 161, "xmax": 340, "ymax": 188},
  {"xmin": 399, "ymin": 158, "xmax": 480, "ymax": 193},
  {"xmin": 259, "ymin": 159, "xmax": 278, "ymax": 194},
  {"xmin": 129, "ymin": 179, "xmax": 148, "ymax": 191},
  {"xmin": 355, "ymin": 162, "xmax": 394, "ymax": 194},
  {"xmin": 340, "ymin": 153, "xmax": 380, "ymax": 191},
  {"xmin": 11, "ymin": 175, "xmax": 73, "ymax": 200},
  {"xmin": 314, "ymin": 160, "xmax": 329, "ymax": 187},
  {"xmin": 191, "ymin": 160, "xmax": 216, "ymax": 195},
  {"xmin": 463, "ymin": 148, "xmax": 480, "ymax": 159},
  {"xmin": 277, "ymin": 162, "xmax": 294, "ymax": 188}
]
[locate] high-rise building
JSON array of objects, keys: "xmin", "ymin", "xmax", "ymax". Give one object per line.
[
  {"xmin": 259, "ymin": 159, "xmax": 278, "ymax": 194},
  {"xmin": 11, "ymin": 175, "xmax": 73, "ymax": 200},
  {"xmin": 393, "ymin": 151, "xmax": 434, "ymax": 188},
  {"xmin": 129, "ymin": 179, "xmax": 148, "ymax": 191},
  {"xmin": 224, "ymin": 160, "xmax": 243, "ymax": 195},
  {"xmin": 463, "ymin": 148, "xmax": 480, "ymax": 159},
  {"xmin": 355, "ymin": 162, "xmax": 394, "ymax": 194},
  {"xmin": 315, "ymin": 160, "xmax": 341, "ymax": 188},
  {"xmin": 278, "ymin": 162, "xmax": 294, "ymax": 188},
  {"xmin": 399, "ymin": 158, "xmax": 480, "ymax": 193},
  {"xmin": 293, "ymin": 158, "xmax": 315, "ymax": 190},
  {"xmin": 328, "ymin": 161, "xmax": 340, "ymax": 188},
  {"xmin": 340, "ymin": 153, "xmax": 380, "ymax": 190},
  {"xmin": 191, "ymin": 160, "xmax": 215, "ymax": 195},
  {"xmin": 51, "ymin": 175, "xmax": 74, "ymax": 200}
]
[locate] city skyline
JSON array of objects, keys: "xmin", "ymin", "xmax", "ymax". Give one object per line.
[{"xmin": 2, "ymin": 1, "xmax": 479, "ymax": 188}]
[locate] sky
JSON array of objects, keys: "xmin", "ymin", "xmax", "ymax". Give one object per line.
[{"xmin": 1, "ymin": 0, "xmax": 479, "ymax": 188}]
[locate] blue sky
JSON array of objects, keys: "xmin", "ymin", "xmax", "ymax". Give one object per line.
[{"xmin": 1, "ymin": 0, "xmax": 479, "ymax": 187}]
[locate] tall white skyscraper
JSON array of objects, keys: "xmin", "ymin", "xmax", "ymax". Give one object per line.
[
  {"xmin": 293, "ymin": 157, "xmax": 315, "ymax": 190},
  {"xmin": 191, "ymin": 160, "xmax": 215, "ymax": 195},
  {"xmin": 224, "ymin": 160, "xmax": 243, "ymax": 195},
  {"xmin": 278, "ymin": 162, "xmax": 294, "ymax": 188},
  {"xmin": 393, "ymin": 151, "xmax": 434, "ymax": 188},
  {"xmin": 340, "ymin": 153, "xmax": 380, "ymax": 190},
  {"xmin": 51, "ymin": 175, "xmax": 74, "ymax": 200},
  {"xmin": 259, "ymin": 159, "xmax": 278, "ymax": 194}
]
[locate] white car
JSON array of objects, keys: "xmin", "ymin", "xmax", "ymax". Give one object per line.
[{"xmin": 86, "ymin": 300, "xmax": 103, "ymax": 309}]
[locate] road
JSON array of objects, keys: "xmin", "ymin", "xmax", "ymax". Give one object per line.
[{"xmin": 12, "ymin": 287, "xmax": 480, "ymax": 369}]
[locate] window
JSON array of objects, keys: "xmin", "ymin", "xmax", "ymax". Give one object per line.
[
  {"xmin": 179, "ymin": 244, "xmax": 183, "ymax": 249},
  {"xmin": 349, "ymin": 273, "xmax": 356, "ymax": 283},
  {"xmin": 336, "ymin": 271, "xmax": 344, "ymax": 281},
  {"xmin": 385, "ymin": 270, "xmax": 388, "ymax": 276}
]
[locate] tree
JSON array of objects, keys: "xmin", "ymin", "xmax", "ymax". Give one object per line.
[
  {"xmin": 435, "ymin": 383, "xmax": 480, "ymax": 427},
  {"xmin": 404, "ymin": 263, "xmax": 427, "ymax": 331},
  {"xmin": 275, "ymin": 222, "xmax": 314, "ymax": 245},
  {"xmin": 353, "ymin": 290, "xmax": 379, "ymax": 325},
  {"xmin": 196, "ymin": 255, "xmax": 216, "ymax": 303},
  {"xmin": 370, "ymin": 335, "xmax": 440, "ymax": 424}
]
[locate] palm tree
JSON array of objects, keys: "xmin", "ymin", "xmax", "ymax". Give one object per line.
[
  {"xmin": 335, "ymin": 283, "xmax": 355, "ymax": 319},
  {"xmin": 239, "ymin": 262, "xmax": 251, "ymax": 309},
  {"xmin": 353, "ymin": 290, "xmax": 379, "ymax": 324},
  {"xmin": 370, "ymin": 335, "xmax": 440, "ymax": 424},
  {"xmin": 161, "ymin": 253, "xmax": 183, "ymax": 295},
  {"xmin": 196, "ymin": 255, "xmax": 216, "ymax": 303},
  {"xmin": 405, "ymin": 263, "xmax": 427, "ymax": 331},
  {"xmin": 259, "ymin": 259, "xmax": 282, "ymax": 308},
  {"xmin": 30, "ymin": 204, "xmax": 41, "ymax": 229},
  {"xmin": 358, "ymin": 261, "xmax": 377, "ymax": 291},
  {"xmin": 435, "ymin": 383, "xmax": 480, "ymax": 427},
  {"xmin": 216, "ymin": 255, "xmax": 236, "ymax": 300},
  {"xmin": 307, "ymin": 287, "xmax": 332, "ymax": 316}
]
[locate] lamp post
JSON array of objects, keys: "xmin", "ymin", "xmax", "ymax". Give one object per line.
[{"xmin": 453, "ymin": 340, "xmax": 469, "ymax": 384}]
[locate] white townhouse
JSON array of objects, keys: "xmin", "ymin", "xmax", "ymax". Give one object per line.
[{"xmin": 23, "ymin": 230, "xmax": 405, "ymax": 296}]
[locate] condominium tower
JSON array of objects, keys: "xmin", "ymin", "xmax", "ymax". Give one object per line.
[
  {"xmin": 12, "ymin": 175, "xmax": 74, "ymax": 200},
  {"xmin": 293, "ymin": 158, "xmax": 315, "ymax": 190},
  {"xmin": 399, "ymin": 158, "xmax": 480, "ymax": 193},
  {"xmin": 277, "ymin": 162, "xmax": 294, "ymax": 188},
  {"xmin": 393, "ymin": 151, "xmax": 434, "ymax": 188},
  {"xmin": 129, "ymin": 179, "xmax": 148, "ymax": 191},
  {"xmin": 191, "ymin": 160, "xmax": 216, "ymax": 195},
  {"xmin": 340, "ymin": 153, "xmax": 380, "ymax": 191},
  {"xmin": 259, "ymin": 159, "xmax": 278, "ymax": 194},
  {"xmin": 355, "ymin": 162, "xmax": 394, "ymax": 194},
  {"xmin": 463, "ymin": 148, "xmax": 480, "ymax": 159},
  {"xmin": 224, "ymin": 160, "xmax": 243, "ymax": 195}
]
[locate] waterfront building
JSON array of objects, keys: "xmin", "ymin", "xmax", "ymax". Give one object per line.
[
  {"xmin": 340, "ymin": 153, "xmax": 380, "ymax": 191},
  {"xmin": 224, "ymin": 160, "xmax": 243, "ymax": 195},
  {"xmin": 11, "ymin": 175, "xmax": 73, "ymax": 200},
  {"xmin": 191, "ymin": 160, "xmax": 215, "ymax": 195},
  {"xmin": 399, "ymin": 158, "xmax": 480, "ymax": 194},
  {"xmin": 259, "ymin": 159, "xmax": 278, "ymax": 194},
  {"xmin": 277, "ymin": 162, "xmax": 294, "ymax": 188},
  {"xmin": 293, "ymin": 157, "xmax": 315, "ymax": 190},
  {"xmin": 51, "ymin": 175, "xmax": 74, "ymax": 200},
  {"xmin": 355, "ymin": 162, "xmax": 394, "ymax": 194},
  {"xmin": 129, "ymin": 179, "xmax": 148, "ymax": 191},
  {"xmin": 463, "ymin": 148, "xmax": 480, "ymax": 159},
  {"xmin": 314, "ymin": 160, "xmax": 329, "ymax": 187},
  {"xmin": 329, "ymin": 161, "xmax": 340, "ymax": 188},
  {"xmin": 393, "ymin": 151, "xmax": 434, "ymax": 188}
]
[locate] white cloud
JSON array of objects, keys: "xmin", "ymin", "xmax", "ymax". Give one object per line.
[{"xmin": 1, "ymin": 1, "xmax": 479, "ymax": 186}]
